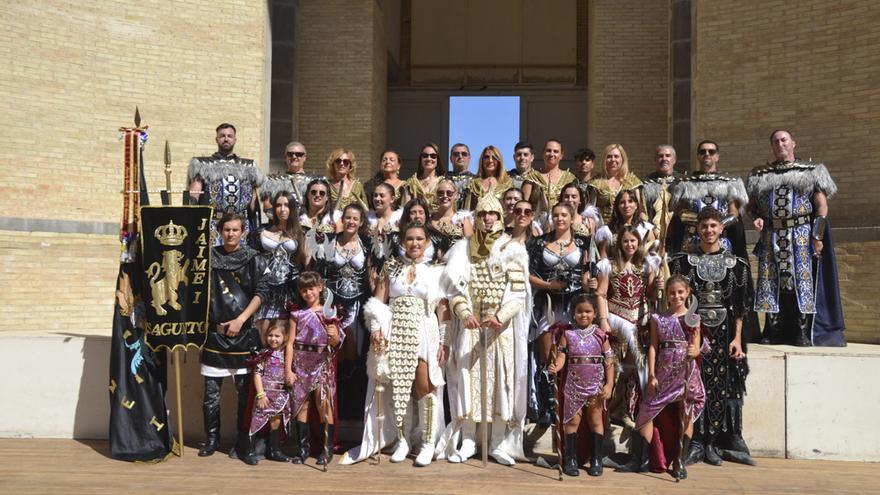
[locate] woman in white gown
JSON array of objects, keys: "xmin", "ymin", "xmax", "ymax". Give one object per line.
[{"xmin": 340, "ymin": 223, "xmax": 450, "ymax": 467}]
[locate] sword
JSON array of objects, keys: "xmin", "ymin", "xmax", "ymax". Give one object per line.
[
  {"xmin": 372, "ymin": 335, "xmax": 387, "ymax": 465},
  {"xmin": 479, "ymin": 300, "xmax": 489, "ymax": 468},
  {"xmin": 546, "ymin": 295, "xmax": 564, "ymax": 481},
  {"xmin": 676, "ymin": 294, "xmax": 700, "ymax": 481},
  {"xmin": 321, "ymin": 289, "xmax": 338, "ymax": 473}
]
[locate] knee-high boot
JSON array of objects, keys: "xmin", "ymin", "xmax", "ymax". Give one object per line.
[
  {"xmin": 390, "ymin": 400, "xmax": 413, "ymax": 463},
  {"xmin": 587, "ymin": 432, "xmax": 604, "ymax": 476},
  {"xmin": 414, "ymin": 394, "xmax": 437, "ymax": 467},
  {"xmin": 291, "ymin": 421, "xmax": 310, "ymax": 464},
  {"xmin": 562, "ymin": 433, "xmax": 579, "ymax": 477}
]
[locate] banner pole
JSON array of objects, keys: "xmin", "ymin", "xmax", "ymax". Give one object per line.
[{"xmin": 174, "ymin": 348, "xmax": 185, "ymax": 456}]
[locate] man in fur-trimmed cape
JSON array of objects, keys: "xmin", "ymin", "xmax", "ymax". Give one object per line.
[
  {"xmin": 187, "ymin": 123, "xmax": 264, "ymax": 245},
  {"xmin": 746, "ymin": 130, "xmax": 845, "ymax": 347},
  {"xmin": 436, "ymin": 194, "xmax": 532, "ymax": 466}
]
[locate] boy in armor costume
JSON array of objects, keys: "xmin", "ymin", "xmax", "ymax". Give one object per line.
[
  {"xmin": 669, "ymin": 207, "xmax": 754, "ymax": 467},
  {"xmin": 199, "ymin": 213, "xmax": 268, "ymax": 459}
]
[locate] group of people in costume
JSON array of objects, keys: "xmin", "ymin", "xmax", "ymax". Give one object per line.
[{"xmin": 184, "ymin": 123, "xmax": 845, "ymax": 478}]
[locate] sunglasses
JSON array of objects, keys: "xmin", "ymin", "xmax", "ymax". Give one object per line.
[
  {"xmin": 286, "ymin": 151, "xmax": 306, "ymax": 158},
  {"xmin": 334, "ymin": 158, "xmax": 352, "ymax": 166},
  {"xmin": 452, "ymin": 151, "xmax": 469, "ymax": 158},
  {"xmin": 436, "ymin": 190, "xmax": 455, "ymax": 197},
  {"xmin": 513, "ymin": 207, "xmax": 533, "ymax": 216},
  {"xmin": 309, "ymin": 189, "xmax": 327, "ymax": 197},
  {"xmin": 482, "ymin": 155, "xmax": 498, "ymax": 161},
  {"xmin": 698, "ymin": 148, "xmax": 718, "ymax": 156},
  {"xmin": 420, "ymin": 152, "xmax": 438, "ymax": 160}
]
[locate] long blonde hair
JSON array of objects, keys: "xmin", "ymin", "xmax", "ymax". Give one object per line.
[
  {"xmin": 600, "ymin": 143, "xmax": 629, "ymax": 180},
  {"xmin": 478, "ymin": 145, "xmax": 510, "ymax": 182}
]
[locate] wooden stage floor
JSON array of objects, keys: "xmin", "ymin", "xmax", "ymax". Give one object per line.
[{"xmin": 1, "ymin": 440, "xmax": 878, "ymax": 494}]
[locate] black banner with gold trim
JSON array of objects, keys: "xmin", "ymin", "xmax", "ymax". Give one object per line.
[{"xmin": 139, "ymin": 206, "xmax": 213, "ymax": 351}]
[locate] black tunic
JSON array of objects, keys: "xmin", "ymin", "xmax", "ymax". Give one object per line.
[
  {"xmin": 669, "ymin": 248, "xmax": 751, "ymax": 447},
  {"xmin": 202, "ymin": 245, "xmax": 268, "ymax": 370}
]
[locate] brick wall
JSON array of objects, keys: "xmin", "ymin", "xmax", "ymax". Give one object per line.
[
  {"xmin": 692, "ymin": 0, "xmax": 880, "ymax": 228},
  {"xmin": 0, "ymin": 1, "xmax": 268, "ymax": 334},
  {"xmin": 296, "ymin": 0, "xmax": 387, "ymax": 182},
  {"xmin": 835, "ymin": 241, "xmax": 880, "ymax": 344},
  {"xmin": 0, "ymin": 231, "xmax": 118, "ymax": 334},
  {"xmin": 587, "ymin": 0, "xmax": 670, "ymax": 174},
  {"xmin": 0, "ymin": 1, "xmax": 269, "ymax": 224}
]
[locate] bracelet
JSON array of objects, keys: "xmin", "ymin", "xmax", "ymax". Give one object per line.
[{"xmin": 255, "ymin": 392, "xmax": 267, "ymax": 399}]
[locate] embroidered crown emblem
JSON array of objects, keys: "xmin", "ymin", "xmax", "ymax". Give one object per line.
[{"xmin": 155, "ymin": 220, "xmax": 188, "ymax": 246}]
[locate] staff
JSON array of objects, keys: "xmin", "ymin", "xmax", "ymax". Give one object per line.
[
  {"xmin": 676, "ymin": 296, "xmax": 700, "ymax": 481},
  {"xmin": 320, "ymin": 289, "xmax": 339, "ymax": 472},
  {"xmin": 479, "ymin": 301, "xmax": 489, "ymax": 467},
  {"xmin": 546, "ymin": 296, "xmax": 563, "ymax": 481}
]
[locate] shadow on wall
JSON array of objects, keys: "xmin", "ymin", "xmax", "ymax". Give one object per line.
[
  {"xmin": 69, "ymin": 333, "xmax": 112, "ymax": 440},
  {"xmin": 59, "ymin": 334, "xmax": 237, "ymax": 445}
]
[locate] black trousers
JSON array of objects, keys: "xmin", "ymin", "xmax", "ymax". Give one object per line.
[{"xmin": 202, "ymin": 374, "xmax": 250, "ymax": 434}]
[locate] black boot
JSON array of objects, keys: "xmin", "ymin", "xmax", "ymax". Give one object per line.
[
  {"xmin": 704, "ymin": 444, "xmax": 723, "ymax": 466},
  {"xmin": 198, "ymin": 428, "xmax": 220, "ymax": 457},
  {"xmin": 242, "ymin": 434, "xmax": 259, "ymax": 465},
  {"xmin": 672, "ymin": 436, "xmax": 690, "ymax": 479},
  {"xmin": 291, "ymin": 421, "xmax": 310, "ymax": 464},
  {"xmin": 198, "ymin": 383, "xmax": 221, "ymax": 457},
  {"xmin": 316, "ymin": 424, "xmax": 335, "ymax": 465},
  {"xmin": 684, "ymin": 440, "xmax": 704, "ymax": 466},
  {"xmin": 587, "ymin": 432, "xmax": 603, "ymax": 476},
  {"xmin": 793, "ymin": 314, "xmax": 812, "ymax": 347},
  {"xmin": 760, "ymin": 313, "xmax": 784, "ymax": 345},
  {"xmin": 562, "ymin": 433, "xmax": 579, "ymax": 477},
  {"xmin": 265, "ymin": 428, "xmax": 290, "ymax": 462},
  {"xmin": 616, "ymin": 435, "xmax": 650, "ymax": 473}
]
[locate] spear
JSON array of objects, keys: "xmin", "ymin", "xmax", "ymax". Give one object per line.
[
  {"xmin": 162, "ymin": 140, "xmax": 172, "ymax": 206},
  {"xmin": 546, "ymin": 295, "xmax": 563, "ymax": 481}
]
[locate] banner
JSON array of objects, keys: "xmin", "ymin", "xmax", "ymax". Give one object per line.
[
  {"xmin": 109, "ymin": 125, "xmax": 175, "ymax": 462},
  {"xmin": 139, "ymin": 206, "xmax": 213, "ymax": 352}
]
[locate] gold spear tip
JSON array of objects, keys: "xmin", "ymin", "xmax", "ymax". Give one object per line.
[
  {"xmin": 134, "ymin": 107, "xmax": 141, "ymax": 127},
  {"xmin": 164, "ymin": 140, "xmax": 171, "ymax": 165}
]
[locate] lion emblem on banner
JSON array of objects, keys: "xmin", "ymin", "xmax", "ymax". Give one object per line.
[{"xmin": 146, "ymin": 220, "xmax": 190, "ymax": 316}]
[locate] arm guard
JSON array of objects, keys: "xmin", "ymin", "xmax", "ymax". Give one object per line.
[
  {"xmin": 451, "ymin": 295, "xmax": 473, "ymax": 321},
  {"xmin": 812, "ymin": 215, "xmax": 827, "ymax": 240},
  {"xmin": 721, "ymin": 214, "xmax": 737, "ymax": 227},
  {"xmin": 495, "ymin": 299, "xmax": 523, "ymax": 326}
]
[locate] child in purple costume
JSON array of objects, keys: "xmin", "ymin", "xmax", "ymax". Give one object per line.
[
  {"xmin": 549, "ymin": 294, "xmax": 615, "ymax": 477},
  {"xmin": 627, "ymin": 274, "xmax": 706, "ymax": 479},
  {"xmin": 285, "ymin": 272, "xmax": 342, "ymax": 465},
  {"xmin": 244, "ymin": 320, "xmax": 291, "ymax": 465}
]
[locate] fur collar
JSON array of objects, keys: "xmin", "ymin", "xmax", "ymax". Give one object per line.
[
  {"xmin": 747, "ymin": 161, "xmax": 837, "ymax": 197},
  {"xmin": 671, "ymin": 172, "xmax": 748, "ymax": 207}
]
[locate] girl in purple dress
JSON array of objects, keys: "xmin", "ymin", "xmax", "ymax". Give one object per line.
[
  {"xmin": 623, "ymin": 275, "xmax": 705, "ymax": 479},
  {"xmin": 244, "ymin": 320, "xmax": 291, "ymax": 465},
  {"xmin": 284, "ymin": 272, "xmax": 343, "ymax": 465},
  {"xmin": 549, "ymin": 294, "xmax": 615, "ymax": 477}
]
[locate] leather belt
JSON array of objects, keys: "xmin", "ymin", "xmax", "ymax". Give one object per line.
[
  {"xmin": 294, "ymin": 342, "xmax": 327, "ymax": 353},
  {"xmin": 569, "ymin": 356, "xmax": 604, "ymax": 365},
  {"xmin": 660, "ymin": 341, "xmax": 687, "ymax": 349},
  {"xmin": 769, "ymin": 214, "xmax": 810, "ymax": 230}
]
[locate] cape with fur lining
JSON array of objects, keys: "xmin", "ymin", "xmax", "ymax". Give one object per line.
[
  {"xmin": 187, "ymin": 155, "xmax": 264, "ymax": 187},
  {"xmin": 746, "ymin": 161, "xmax": 837, "ymax": 198},
  {"xmin": 671, "ymin": 171, "xmax": 749, "ymax": 209}
]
